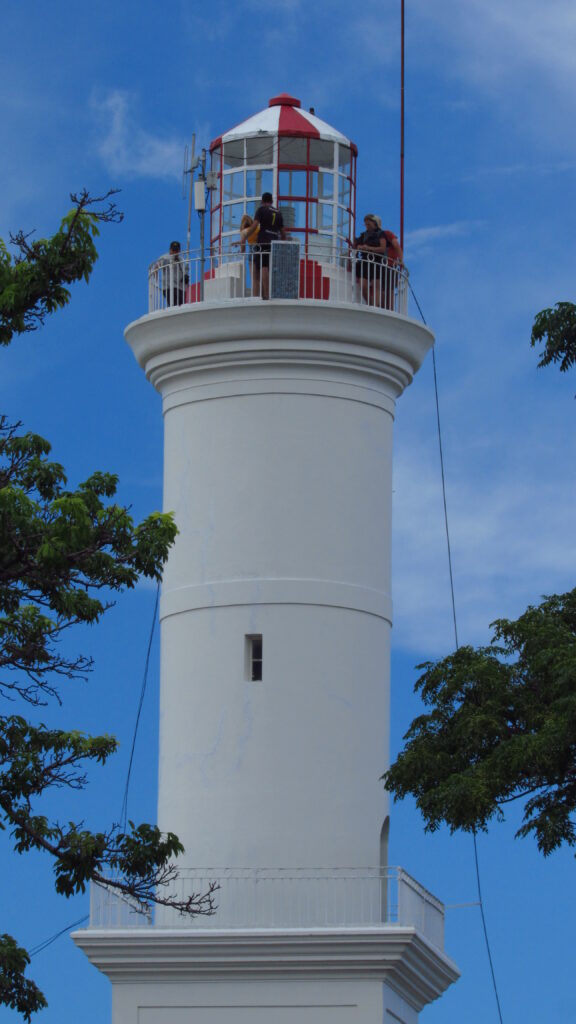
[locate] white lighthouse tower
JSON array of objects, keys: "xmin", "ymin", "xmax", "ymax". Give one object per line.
[{"xmin": 76, "ymin": 95, "xmax": 458, "ymax": 1023}]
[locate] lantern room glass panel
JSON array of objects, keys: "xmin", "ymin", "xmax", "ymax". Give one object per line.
[
  {"xmin": 309, "ymin": 139, "xmax": 335, "ymax": 169},
  {"xmin": 338, "ymin": 176, "xmax": 351, "ymax": 206},
  {"xmin": 246, "ymin": 168, "xmax": 273, "ymax": 198},
  {"xmin": 223, "ymin": 140, "xmax": 244, "ymax": 169},
  {"xmin": 222, "ymin": 202, "xmax": 244, "ymax": 233},
  {"xmin": 278, "ymin": 201, "xmax": 308, "ymax": 230},
  {"xmin": 246, "ymin": 137, "xmax": 274, "ymax": 165},
  {"xmin": 338, "ymin": 145, "xmax": 351, "ymax": 174},
  {"xmin": 278, "ymin": 169, "xmax": 307, "ymax": 197},
  {"xmin": 316, "ymin": 203, "xmax": 334, "ymax": 230},
  {"xmin": 337, "ymin": 206, "xmax": 349, "ymax": 233},
  {"xmin": 318, "ymin": 172, "xmax": 334, "ymax": 200},
  {"xmin": 223, "ymin": 171, "xmax": 245, "ymax": 201},
  {"xmin": 309, "ymin": 172, "xmax": 335, "ymax": 200},
  {"xmin": 278, "ymin": 136, "xmax": 308, "ymax": 165}
]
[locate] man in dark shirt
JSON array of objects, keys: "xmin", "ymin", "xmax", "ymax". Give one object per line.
[{"xmin": 252, "ymin": 192, "xmax": 286, "ymax": 299}]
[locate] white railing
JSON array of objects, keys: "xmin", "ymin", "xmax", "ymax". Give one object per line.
[
  {"xmin": 148, "ymin": 243, "xmax": 410, "ymax": 316},
  {"xmin": 89, "ymin": 866, "xmax": 445, "ymax": 949}
]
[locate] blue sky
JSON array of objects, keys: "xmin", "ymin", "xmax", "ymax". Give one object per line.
[{"xmin": 1, "ymin": 0, "xmax": 576, "ymax": 1021}]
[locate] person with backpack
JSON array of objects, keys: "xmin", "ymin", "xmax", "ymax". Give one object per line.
[
  {"xmin": 252, "ymin": 192, "xmax": 286, "ymax": 299},
  {"xmin": 353, "ymin": 215, "xmax": 403, "ymax": 309}
]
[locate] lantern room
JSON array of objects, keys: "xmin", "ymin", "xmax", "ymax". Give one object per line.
[{"xmin": 209, "ymin": 93, "xmax": 357, "ymax": 255}]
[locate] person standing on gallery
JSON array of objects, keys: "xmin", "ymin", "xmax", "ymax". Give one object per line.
[
  {"xmin": 252, "ymin": 192, "xmax": 286, "ymax": 299},
  {"xmin": 353, "ymin": 216, "xmax": 403, "ymax": 309},
  {"xmin": 154, "ymin": 240, "xmax": 188, "ymax": 307}
]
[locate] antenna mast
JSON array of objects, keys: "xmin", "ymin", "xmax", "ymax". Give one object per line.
[
  {"xmin": 400, "ymin": 0, "xmax": 405, "ymax": 251},
  {"xmin": 183, "ymin": 134, "xmax": 198, "ymax": 251}
]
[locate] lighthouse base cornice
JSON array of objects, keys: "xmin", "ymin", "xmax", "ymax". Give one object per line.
[{"xmin": 74, "ymin": 926, "xmax": 459, "ymax": 1019}]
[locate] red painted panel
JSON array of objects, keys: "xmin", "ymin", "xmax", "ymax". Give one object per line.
[{"xmin": 278, "ymin": 106, "xmax": 320, "ymax": 139}]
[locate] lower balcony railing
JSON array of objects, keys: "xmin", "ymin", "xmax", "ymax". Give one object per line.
[
  {"xmin": 88, "ymin": 866, "xmax": 445, "ymax": 950},
  {"xmin": 148, "ymin": 243, "xmax": 410, "ymax": 316}
]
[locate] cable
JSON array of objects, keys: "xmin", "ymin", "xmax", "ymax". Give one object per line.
[
  {"xmin": 474, "ymin": 835, "xmax": 505, "ymax": 1024},
  {"xmin": 120, "ymin": 582, "xmax": 160, "ymax": 830},
  {"xmin": 29, "ymin": 915, "xmax": 89, "ymax": 957},
  {"xmin": 409, "ymin": 279, "xmax": 503, "ymax": 1022},
  {"xmin": 27, "ymin": 586, "xmax": 160, "ymax": 962},
  {"xmin": 408, "ymin": 284, "xmax": 459, "ymax": 646},
  {"xmin": 431, "ymin": 347, "xmax": 459, "ymax": 649}
]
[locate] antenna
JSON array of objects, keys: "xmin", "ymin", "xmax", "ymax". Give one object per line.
[
  {"xmin": 183, "ymin": 134, "xmax": 198, "ymax": 251},
  {"xmin": 182, "ymin": 145, "xmax": 189, "ymax": 200}
]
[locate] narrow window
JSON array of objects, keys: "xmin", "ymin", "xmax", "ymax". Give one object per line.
[{"xmin": 246, "ymin": 634, "xmax": 263, "ymax": 681}]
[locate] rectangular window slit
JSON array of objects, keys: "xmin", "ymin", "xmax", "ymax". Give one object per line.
[{"xmin": 246, "ymin": 634, "xmax": 263, "ymax": 681}]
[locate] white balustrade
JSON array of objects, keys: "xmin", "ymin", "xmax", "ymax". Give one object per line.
[
  {"xmin": 148, "ymin": 245, "xmax": 410, "ymax": 315},
  {"xmin": 89, "ymin": 866, "xmax": 444, "ymax": 949}
]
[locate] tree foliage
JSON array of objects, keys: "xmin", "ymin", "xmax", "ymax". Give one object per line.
[
  {"xmin": 0, "ymin": 420, "xmax": 175, "ymax": 704},
  {"xmin": 530, "ymin": 301, "xmax": 576, "ymax": 373},
  {"xmin": 0, "ymin": 189, "xmax": 122, "ymax": 346},
  {"xmin": 385, "ymin": 591, "xmax": 576, "ymax": 854},
  {"xmin": 384, "ymin": 591, "xmax": 576, "ymax": 854},
  {"xmin": 0, "ymin": 195, "xmax": 217, "ymax": 1021},
  {"xmin": 386, "ymin": 307, "xmax": 576, "ymax": 858}
]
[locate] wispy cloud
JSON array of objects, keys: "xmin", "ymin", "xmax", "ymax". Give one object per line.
[
  {"xmin": 464, "ymin": 160, "xmax": 576, "ymax": 182},
  {"xmin": 355, "ymin": 0, "xmax": 576, "ymax": 156},
  {"xmin": 405, "ymin": 221, "xmax": 483, "ymax": 257},
  {"xmin": 243, "ymin": 0, "xmax": 303, "ymax": 10},
  {"xmin": 411, "ymin": 0, "xmax": 576, "ymax": 143},
  {"xmin": 391, "ymin": 427, "xmax": 576, "ymax": 657},
  {"xmin": 91, "ymin": 90, "xmax": 184, "ymax": 181}
]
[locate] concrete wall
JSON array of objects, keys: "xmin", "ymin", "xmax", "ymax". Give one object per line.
[{"xmin": 126, "ymin": 301, "xmax": 433, "ymax": 879}]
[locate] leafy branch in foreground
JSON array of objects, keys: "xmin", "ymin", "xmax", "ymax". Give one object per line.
[
  {"xmin": 0, "ymin": 417, "xmax": 176, "ymax": 704},
  {"xmin": 530, "ymin": 301, "xmax": 576, "ymax": 374},
  {"xmin": 0, "ymin": 413, "xmax": 218, "ymax": 1018},
  {"xmin": 0, "ymin": 192, "xmax": 216, "ymax": 1019},
  {"xmin": 384, "ymin": 589, "xmax": 576, "ymax": 856},
  {"xmin": 0, "ymin": 715, "xmax": 217, "ymax": 913},
  {"xmin": 0, "ymin": 189, "xmax": 123, "ymax": 345},
  {"xmin": 0, "ymin": 935, "xmax": 47, "ymax": 1021}
]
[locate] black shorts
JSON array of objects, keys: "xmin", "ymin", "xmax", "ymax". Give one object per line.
[
  {"xmin": 252, "ymin": 243, "xmax": 271, "ymax": 270},
  {"xmin": 164, "ymin": 288, "xmax": 185, "ymax": 306},
  {"xmin": 355, "ymin": 255, "xmax": 384, "ymax": 281}
]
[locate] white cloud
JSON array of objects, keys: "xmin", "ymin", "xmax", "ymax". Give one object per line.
[
  {"xmin": 391, "ymin": 430, "xmax": 576, "ymax": 657},
  {"xmin": 91, "ymin": 90, "xmax": 184, "ymax": 181},
  {"xmin": 405, "ymin": 222, "xmax": 483, "ymax": 258},
  {"xmin": 463, "ymin": 161, "xmax": 576, "ymax": 182},
  {"xmin": 355, "ymin": 0, "xmax": 576, "ymax": 156},
  {"xmin": 451, "ymin": 0, "xmax": 576, "ymax": 89},
  {"xmin": 243, "ymin": 0, "xmax": 303, "ymax": 10},
  {"xmin": 412, "ymin": 0, "xmax": 576, "ymax": 126}
]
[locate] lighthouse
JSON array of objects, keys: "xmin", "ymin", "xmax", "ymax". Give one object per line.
[{"xmin": 75, "ymin": 95, "xmax": 458, "ymax": 1023}]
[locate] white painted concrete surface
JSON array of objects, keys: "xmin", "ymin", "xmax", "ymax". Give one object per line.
[
  {"xmin": 74, "ymin": 300, "xmax": 461, "ymax": 1023},
  {"xmin": 124, "ymin": 301, "xmax": 433, "ymax": 882}
]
